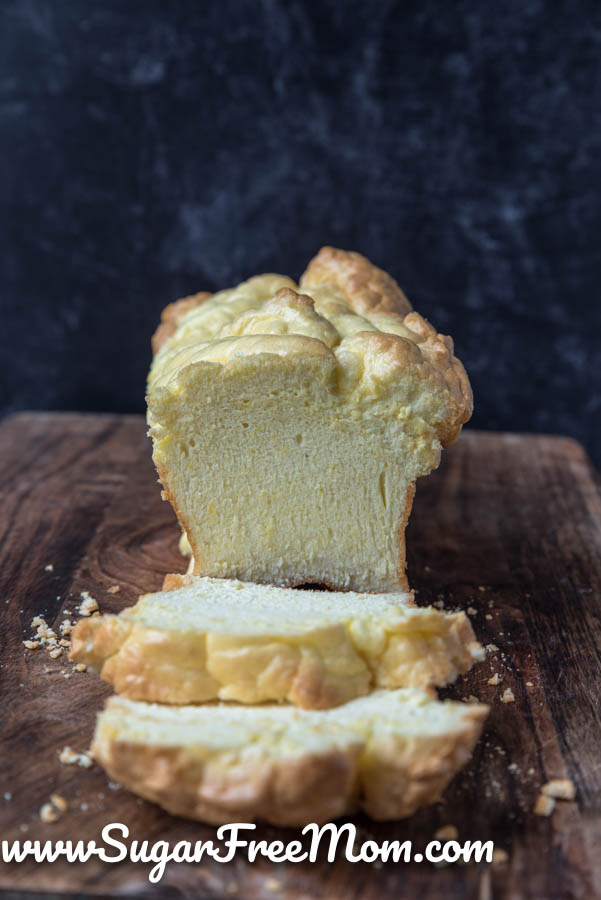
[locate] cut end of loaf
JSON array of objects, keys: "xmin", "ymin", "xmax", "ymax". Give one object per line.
[{"xmin": 147, "ymin": 248, "xmax": 472, "ymax": 593}]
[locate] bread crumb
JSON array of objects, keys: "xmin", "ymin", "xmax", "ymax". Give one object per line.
[
  {"xmin": 508, "ymin": 762, "xmax": 519, "ymax": 774},
  {"xmin": 465, "ymin": 695, "xmax": 480, "ymax": 704},
  {"xmin": 488, "ymin": 674, "xmax": 501, "ymax": 686},
  {"xmin": 44, "ymin": 564, "xmax": 54, "ymax": 572},
  {"xmin": 50, "ymin": 793, "xmax": 68, "ymax": 812},
  {"xmin": 492, "ymin": 848, "xmax": 509, "ymax": 864},
  {"xmin": 48, "ymin": 647, "xmax": 62, "ymax": 659},
  {"xmin": 526, "ymin": 681, "xmax": 533, "ymax": 687},
  {"xmin": 501, "ymin": 688, "xmax": 515, "ymax": 704},
  {"xmin": 542, "ymin": 779, "xmax": 575, "ymax": 801},
  {"xmin": 478, "ymin": 586, "xmax": 486, "ymax": 592},
  {"xmin": 23, "ymin": 640, "xmax": 40, "ymax": 650},
  {"xmin": 107, "ymin": 585, "xmax": 121, "ymax": 594},
  {"xmin": 60, "ymin": 619, "xmax": 73, "ymax": 635},
  {"xmin": 78, "ymin": 592, "xmax": 99, "ymax": 617},
  {"xmin": 59, "ymin": 746, "xmax": 93, "ymax": 768},
  {"xmin": 485, "ymin": 614, "xmax": 493, "ymax": 620},
  {"xmin": 467, "ymin": 607, "xmax": 477, "ymax": 616},
  {"xmin": 74, "ymin": 663, "xmax": 87, "ymax": 672},
  {"xmin": 40, "ymin": 802, "xmax": 60, "ymax": 823},
  {"xmin": 59, "ymin": 638, "xmax": 71, "ymax": 648},
  {"xmin": 435, "ymin": 825, "xmax": 458, "ymax": 841},
  {"xmin": 534, "ymin": 794, "xmax": 555, "ymax": 816},
  {"xmin": 486, "ymin": 644, "xmax": 499, "ymax": 652}
]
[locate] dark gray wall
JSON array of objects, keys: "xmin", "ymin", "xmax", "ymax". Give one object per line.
[{"xmin": 2, "ymin": 1, "xmax": 600, "ymax": 461}]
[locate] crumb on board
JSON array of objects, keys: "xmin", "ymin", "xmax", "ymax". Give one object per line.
[
  {"xmin": 78, "ymin": 592, "xmax": 99, "ymax": 617},
  {"xmin": 40, "ymin": 803, "xmax": 59, "ymax": 824},
  {"xmin": 465, "ymin": 695, "xmax": 480, "ymax": 704},
  {"xmin": 107, "ymin": 585, "xmax": 121, "ymax": 594},
  {"xmin": 74, "ymin": 663, "xmax": 87, "ymax": 672},
  {"xmin": 542, "ymin": 779, "xmax": 576, "ymax": 801},
  {"xmin": 59, "ymin": 746, "xmax": 93, "ymax": 768},
  {"xmin": 50, "ymin": 793, "xmax": 68, "ymax": 812},
  {"xmin": 534, "ymin": 794, "xmax": 555, "ymax": 816},
  {"xmin": 526, "ymin": 681, "xmax": 534, "ymax": 687},
  {"xmin": 467, "ymin": 607, "xmax": 477, "ymax": 616},
  {"xmin": 486, "ymin": 644, "xmax": 500, "ymax": 653},
  {"xmin": 435, "ymin": 825, "xmax": 458, "ymax": 841},
  {"xmin": 59, "ymin": 638, "xmax": 70, "ymax": 648},
  {"xmin": 492, "ymin": 848, "xmax": 509, "ymax": 864},
  {"xmin": 478, "ymin": 586, "xmax": 486, "ymax": 592},
  {"xmin": 501, "ymin": 688, "xmax": 515, "ymax": 704},
  {"xmin": 48, "ymin": 647, "xmax": 62, "ymax": 659},
  {"xmin": 60, "ymin": 619, "xmax": 73, "ymax": 636},
  {"xmin": 40, "ymin": 794, "xmax": 67, "ymax": 824},
  {"xmin": 485, "ymin": 614, "xmax": 493, "ymax": 620},
  {"xmin": 44, "ymin": 564, "xmax": 54, "ymax": 572},
  {"xmin": 23, "ymin": 640, "xmax": 40, "ymax": 650},
  {"xmin": 488, "ymin": 674, "xmax": 501, "ymax": 686}
]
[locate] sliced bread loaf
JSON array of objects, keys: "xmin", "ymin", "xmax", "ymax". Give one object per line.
[
  {"xmin": 147, "ymin": 247, "xmax": 472, "ymax": 592},
  {"xmin": 92, "ymin": 689, "xmax": 488, "ymax": 825},
  {"xmin": 70, "ymin": 576, "xmax": 484, "ymax": 708}
]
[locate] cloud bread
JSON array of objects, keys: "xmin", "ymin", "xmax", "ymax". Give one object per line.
[
  {"xmin": 70, "ymin": 576, "xmax": 484, "ymax": 708},
  {"xmin": 92, "ymin": 689, "xmax": 488, "ymax": 825},
  {"xmin": 147, "ymin": 248, "xmax": 472, "ymax": 591}
]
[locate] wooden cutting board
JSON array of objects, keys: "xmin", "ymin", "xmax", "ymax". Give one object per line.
[{"xmin": 1, "ymin": 412, "xmax": 600, "ymax": 899}]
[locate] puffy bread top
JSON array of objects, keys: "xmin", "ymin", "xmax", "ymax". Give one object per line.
[{"xmin": 149, "ymin": 247, "xmax": 472, "ymax": 446}]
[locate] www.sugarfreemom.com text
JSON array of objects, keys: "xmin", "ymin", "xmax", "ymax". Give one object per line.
[{"xmin": 3, "ymin": 823, "xmax": 494, "ymax": 882}]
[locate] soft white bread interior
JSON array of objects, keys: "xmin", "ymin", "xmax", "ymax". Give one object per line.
[
  {"xmin": 147, "ymin": 247, "xmax": 472, "ymax": 592},
  {"xmin": 70, "ymin": 576, "xmax": 484, "ymax": 708},
  {"xmin": 92, "ymin": 689, "xmax": 488, "ymax": 825}
]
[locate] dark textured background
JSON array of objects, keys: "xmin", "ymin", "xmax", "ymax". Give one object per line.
[{"xmin": 2, "ymin": 1, "xmax": 600, "ymax": 462}]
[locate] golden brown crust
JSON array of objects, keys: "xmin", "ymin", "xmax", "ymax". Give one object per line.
[
  {"xmin": 359, "ymin": 706, "xmax": 487, "ymax": 820},
  {"xmin": 91, "ymin": 697, "xmax": 488, "ymax": 825},
  {"xmin": 300, "ymin": 246, "xmax": 413, "ymax": 317},
  {"xmin": 151, "ymin": 291, "xmax": 212, "ymax": 354},
  {"xmin": 92, "ymin": 736, "xmax": 361, "ymax": 826}
]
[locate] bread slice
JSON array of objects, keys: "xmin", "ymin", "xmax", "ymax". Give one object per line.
[
  {"xmin": 147, "ymin": 247, "xmax": 472, "ymax": 592},
  {"xmin": 70, "ymin": 576, "xmax": 484, "ymax": 708},
  {"xmin": 92, "ymin": 690, "xmax": 488, "ymax": 825}
]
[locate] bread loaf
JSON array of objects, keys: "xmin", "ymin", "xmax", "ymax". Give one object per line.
[
  {"xmin": 92, "ymin": 689, "xmax": 488, "ymax": 825},
  {"xmin": 147, "ymin": 247, "xmax": 472, "ymax": 592},
  {"xmin": 70, "ymin": 576, "xmax": 484, "ymax": 708}
]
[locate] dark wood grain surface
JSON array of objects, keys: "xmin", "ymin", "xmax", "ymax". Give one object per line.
[{"xmin": 1, "ymin": 413, "xmax": 600, "ymax": 900}]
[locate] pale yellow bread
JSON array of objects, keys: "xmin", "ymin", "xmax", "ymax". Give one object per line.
[
  {"xmin": 147, "ymin": 247, "xmax": 472, "ymax": 592},
  {"xmin": 92, "ymin": 689, "xmax": 488, "ymax": 825},
  {"xmin": 70, "ymin": 576, "xmax": 484, "ymax": 709}
]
